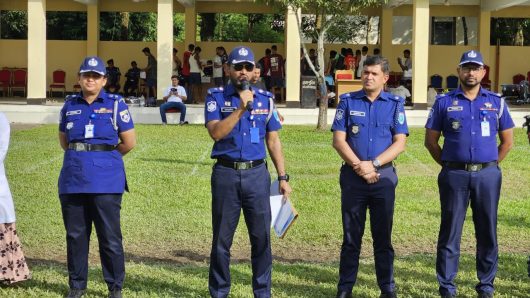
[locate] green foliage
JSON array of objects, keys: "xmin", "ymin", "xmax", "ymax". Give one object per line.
[
  {"xmin": 2, "ymin": 124, "xmax": 530, "ymax": 296},
  {"xmin": 491, "ymin": 17, "xmax": 530, "ymax": 46},
  {"xmin": 0, "ymin": 10, "xmax": 27, "ymax": 39},
  {"xmin": 100, "ymin": 12, "xmax": 158, "ymax": 42},
  {"xmin": 198, "ymin": 13, "xmax": 284, "ymax": 43},
  {"xmin": 47, "ymin": 12, "xmax": 87, "ymax": 40}
]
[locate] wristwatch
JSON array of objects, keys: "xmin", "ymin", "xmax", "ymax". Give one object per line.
[
  {"xmin": 372, "ymin": 159, "xmax": 381, "ymax": 171},
  {"xmin": 278, "ymin": 174, "xmax": 290, "ymax": 182}
]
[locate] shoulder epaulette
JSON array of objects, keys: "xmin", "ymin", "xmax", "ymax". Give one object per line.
[
  {"xmin": 339, "ymin": 92, "xmax": 352, "ymax": 100},
  {"xmin": 65, "ymin": 94, "xmax": 76, "ymax": 101},
  {"xmin": 389, "ymin": 95, "xmax": 404, "ymax": 102},
  {"xmin": 207, "ymin": 86, "xmax": 224, "ymax": 95}
]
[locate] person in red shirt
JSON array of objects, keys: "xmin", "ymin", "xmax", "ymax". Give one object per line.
[
  {"xmin": 257, "ymin": 48, "xmax": 272, "ymax": 91},
  {"xmin": 182, "ymin": 44, "xmax": 194, "ymax": 103},
  {"xmin": 344, "ymin": 48, "xmax": 356, "ymax": 71}
]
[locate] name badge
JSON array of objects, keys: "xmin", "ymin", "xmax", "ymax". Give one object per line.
[
  {"xmin": 85, "ymin": 123, "xmax": 94, "ymax": 138},
  {"xmin": 481, "ymin": 121, "xmax": 490, "ymax": 137},
  {"xmin": 221, "ymin": 107, "xmax": 236, "ymax": 112},
  {"xmin": 447, "ymin": 106, "xmax": 463, "ymax": 112},
  {"xmin": 350, "ymin": 111, "xmax": 366, "ymax": 116},
  {"xmin": 66, "ymin": 110, "xmax": 82, "ymax": 116}
]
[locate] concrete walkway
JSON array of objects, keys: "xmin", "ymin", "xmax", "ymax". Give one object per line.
[{"xmin": 1, "ymin": 99, "xmax": 529, "ymax": 127}]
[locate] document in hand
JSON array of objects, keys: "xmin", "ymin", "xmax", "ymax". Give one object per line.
[{"xmin": 270, "ymin": 180, "xmax": 298, "ymax": 239}]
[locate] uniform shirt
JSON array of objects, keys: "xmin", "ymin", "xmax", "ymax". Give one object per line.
[
  {"xmin": 205, "ymin": 84, "xmax": 282, "ymax": 161},
  {"xmin": 425, "ymin": 87, "xmax": 514, "ymax": 163},
  {"xmin": 125, "ymin": 67, "xmax": 140, "ymax": 84},
  {"xmin": 164, "ymin": 85, "xmax": 187, "ymax": 103},
  {"xmin": 58, "ymin": 91, "xmax": 134, "ymax": 194},
  {"xmin": 332, "ymin": 90, "xmax": 409, "ymax": 161}
]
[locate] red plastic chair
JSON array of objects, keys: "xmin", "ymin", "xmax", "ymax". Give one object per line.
[
  {"xmin": 481, "ymin": 65, "xmax": 491, "ymax": 90},
  {"xmin": 49, "ymin": 69, "xmax": 66, "ymax": 97},
  {"xmin": 0, "ymin": 69, "xmax": 11, "ymax": 96},
  {"xmin": 10, "ymin": 69, "xmax": 27, "ymax": 97},
  {"xmin": 513, "ymin": 74, "xmax": 525, "ymax": 85}
]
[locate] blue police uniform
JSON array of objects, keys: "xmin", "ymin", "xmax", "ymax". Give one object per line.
[
  {"xmin": 425, "ymin": 87, "xmax": 514, "ymax": 296},
  {"xmin": 331, "ymin": 89, "xmax": 408, "ymax": 295},
  {"xmin": 58, "ymin": 87, "xmax": 134, "ymax": 292},
  {"xmin": 205, "ymin": 83, "xmax": 282, "ymax": 298}
]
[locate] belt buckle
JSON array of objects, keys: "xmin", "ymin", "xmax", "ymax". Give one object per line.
[
  {"xmin": 237, "ymin": 162, "xmax": 249, "ymax": 170},
  {"xmin": 75, "ymin": 143, "xmax": 85, "ymax": 151},
  {"xmin": 467, "ymin": 164, "xmax": 480, "ymax": 172}
]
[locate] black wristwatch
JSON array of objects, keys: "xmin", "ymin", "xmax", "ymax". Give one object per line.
[
  {"xmin": 278, "ymin": 174, "xmax": 290, "ymax": 182},
  {"xmin": 372, "ymin": 159, "xmax": 381, "ymax": 171}
]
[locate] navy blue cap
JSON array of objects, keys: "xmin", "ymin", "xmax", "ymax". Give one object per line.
[
  {"xmin": 459, "ymin": 50, "xmax": 484, "ymax": 66},
  {"xmin": 228, "ymin": 46, "xmax": 255, "ymax": 65},
  {"xmin": 79, "ymin": 56, "xmax": 106, "ymax": 75}
]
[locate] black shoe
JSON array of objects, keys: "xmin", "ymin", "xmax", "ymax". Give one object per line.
[
  {"xmin": 336, "ymin": 291, "xmax": 353, "ymax": 298},
  {"xmin": 65, "ymin": 289, "xmax": 86, "ymax": 298},
  {"xmin": 108, "ymin": 289, "xmax": 122, "ymax": 298},
  {"xmin": 380, "ymin": 292, "xmax": 397, "ymax": 298},
  {"xmin": 179, "ymin": 121, "xmax": 189, "ymax": 125},
  {"xmin": 477, "ymin": 292, "xmax": 493, "ymax": 298}
]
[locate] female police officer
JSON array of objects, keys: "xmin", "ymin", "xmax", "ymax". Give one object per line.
[{"xmin": 58, "ymin": 56, "xmax": 136, "ymax": 298}]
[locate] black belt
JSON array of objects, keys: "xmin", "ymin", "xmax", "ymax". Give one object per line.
[
  {"xmin": 216, "ymin": 159, "xmax": 265, "ymax": 170},
  {"xmin": 68, "ymin": 143, "xmax": 116, "ymax": 152},
  {"xmin": 443, "ymin": 161, "xmax": 497, "ymax": 172}
]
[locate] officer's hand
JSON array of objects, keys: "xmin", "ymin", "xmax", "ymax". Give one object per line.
[
  {"xmin": 238, "ymin": 89, "xmax": 253, "ymax": 110},
  {"xmin": 355, "ymin": 161, "xmax": 376, "ymax": 176},
  {"xmin": 279, "ymin": 180, "xmax": 292, "ymax": 198},
  {"xmin": 362, "ymin": 171, "xmax": 380, "ymax": 184}
]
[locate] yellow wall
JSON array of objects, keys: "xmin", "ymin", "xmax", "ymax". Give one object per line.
[{"xmin": 0, "ymin": 40, "xmax": 28, "ymax": 68}]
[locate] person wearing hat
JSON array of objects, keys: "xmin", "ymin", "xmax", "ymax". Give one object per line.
[
  {"xmin": 205, "ymin": 46, "xmax": 291, "ymax": 298},
  {"xmin": 58, "ymin": 56, "xmax": 136, "ymax": 298},
  {"xmin": 425, "ymin": 50, "xmax": 514, "ymax": 298},
  {"xmin": 332, "ymin": 55, "xmax": 408, "ymax": 298}
]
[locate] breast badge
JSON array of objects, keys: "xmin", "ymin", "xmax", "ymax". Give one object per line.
[{"xmin": 351, "ymin": 124, "xmax": 360, "ymax": 134}]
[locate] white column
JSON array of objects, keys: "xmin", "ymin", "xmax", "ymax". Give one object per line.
[
  {"xmin": 285, "ymin": 6, "xmax": 301, "ymax": 108},
  {"xmin": 381, "ymin": 8, "xmax": 393, "ymax": 62},
  {"xmin": 157, "ymin": 0, "xmax": 174, "ymax": 100},
  {"xmin": 184, "ymin": 6, "xmax": 196, "ymax": 49},
  {"xmin": 412, "ymin": 0, "xmax": 429, "ymax": 108},
  {"xmin": 27, "ymin": 0, "xmax": 47, "ymax": 103}
]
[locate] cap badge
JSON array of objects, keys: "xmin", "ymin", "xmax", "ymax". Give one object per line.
[
  {"xmin": 88, "ymin": 58, "xmax": 98, "ymax": 66},
  {"xmin": 239, "ymin": 48, "xmax": 248, "ymax": 56},
  {"xmin": 467, "ymin": 51, "xmax": 477, "ymax": 58},
  {"xmin": 485, "ymin": 102, "xmax": 492, "ymax": 108}
]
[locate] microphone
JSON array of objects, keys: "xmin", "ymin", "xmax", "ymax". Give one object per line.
[{"xmin": 240, "ymin": 80, "xmax": 253, "ymax": 111}]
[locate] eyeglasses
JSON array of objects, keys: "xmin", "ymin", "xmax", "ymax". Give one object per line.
[
  {"xmin": 460, "ymin": 66, "xmax": 484, "ymax": 73},
  {"xmin": 233, "ymin": 63, "xmax": 254, "ymax": 72}
]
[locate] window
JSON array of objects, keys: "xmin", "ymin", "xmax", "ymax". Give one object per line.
[
  {"xmin": 197, "ymin": 13, "xmax": 284, "ymax": 42},
  {"xmin": 431, "ymin": 16, "xmax": 477, "ymax": 46},
  {"xmin": 491, "ymin": 18, "xmax": 530, "ymax": 46},
  {"xmin": 47, "ymin": 12, "xmax": 87, "ymax": 40},
  {"xmin": 0, "ymin": 10, "xmax": 27, "ymax": 39},
  {"xmin": 392, "ymin": 16, "xmax": 412, "ymax": 45}
]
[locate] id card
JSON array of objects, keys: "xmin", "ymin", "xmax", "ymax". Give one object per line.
[
  {"xmin": 481, "ymin": 121, "xmax": 490, "ymax": 137},
  {"xmin": 250, "ymin": 127, "xmax": 259, "ymax": 144},
  {"xmin": 85, "ymin": 123, "xmax": 95, "ymax": 138}
]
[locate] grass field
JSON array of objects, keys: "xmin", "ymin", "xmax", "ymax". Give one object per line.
[{"xmin": 1, "ymin": 124, "xmax": 529, "ymax": 297}]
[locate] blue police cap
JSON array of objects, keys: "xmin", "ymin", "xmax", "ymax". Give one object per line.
[
  {"xmin": 459, "ymin": 50, "xmax": 484, "ymax": 66},
  {"xmin": 228, "ymin": 46, "xmax": 255, "ymax": 65},
  {"xmin": 79, "ymin": 56, "xmax": 106, "ymax": 75}
]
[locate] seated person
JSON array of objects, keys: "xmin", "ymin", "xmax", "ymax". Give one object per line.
[
  {"xmin": 389, "ymin": 80, "xmax": 412, "ymax": 106},
  {"xmin": 160, "ymin": 75, "xmax": 188, "ymax": 125},
  {"xmin": 105, "ymin": 59, "xmax": 121, "ymax": 93},
  {"xmin": 124, "ymin": 61, "xmax": 141, "ymax": 97}
]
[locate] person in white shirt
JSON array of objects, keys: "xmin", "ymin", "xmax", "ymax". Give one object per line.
[
  {"xmin": 213, "ymin": 47, "xmax": 224, "ymax": 87},
  {"xmin": 356, "ymin": 46, "xmax": 368, "ymax": 79},
  {"xmin": 160, "ymin": 75, "xmax": 188, "ymax": 125}
]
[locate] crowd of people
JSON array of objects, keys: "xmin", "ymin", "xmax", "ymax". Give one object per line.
[{"xmin": 0, "ymin": 46, "xmax": 529, "ymax": 298}]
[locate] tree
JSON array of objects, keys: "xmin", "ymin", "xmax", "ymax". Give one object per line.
[{"xmin": 263, "ymin": 0, "xmax": 386, "ymax": 130}]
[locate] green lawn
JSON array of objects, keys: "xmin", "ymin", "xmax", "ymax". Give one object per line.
[{"xmin": 2, "ymin": 125, "xmax": 529, "ymax": 297}]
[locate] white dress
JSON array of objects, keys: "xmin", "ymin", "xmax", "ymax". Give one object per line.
[{"xmin": 0, "ymin": 112, "xmax": 15, "ymax": 224}]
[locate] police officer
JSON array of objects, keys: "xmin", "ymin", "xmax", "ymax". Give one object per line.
[
  {"xmin": 332, "ymin": 55, "xmax": 408, "ymax": 298},
  {"xmin": 205, "ymin": 46, "xmax": 292, "ymax": 298},
  {"xmin": 425, "ymin": 50, "xmax": 514, "ymax": 298},
  {"xmin": 58, "ymin": 56, "xmax": 136, "ymax": 298}
]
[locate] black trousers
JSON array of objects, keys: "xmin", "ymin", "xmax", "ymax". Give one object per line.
[{"xmin": 59, "ymin": 193, "xmax": 125, "ymax": 291}]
